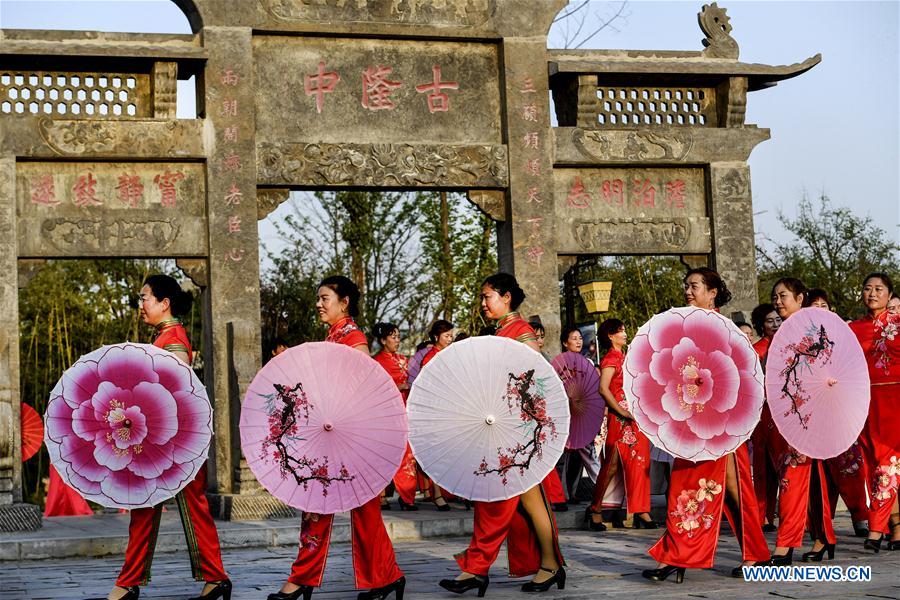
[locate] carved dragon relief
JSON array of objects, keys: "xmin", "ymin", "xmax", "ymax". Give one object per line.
[
  {"xmin": 257, "ymin": 142, "xmax": 508, "ymax": 188},
  {"xmin": 573, "ymin": 129, "xmax": 694, "ymax": 162},
  {"xmin": 36, "ymin": 118, "xmax": 192, "ymax": 157},
  {"xmin": 699, "ymin": 2, "xmax": 739, "ymax": 60}
]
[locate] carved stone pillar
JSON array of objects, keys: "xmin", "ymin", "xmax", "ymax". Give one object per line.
[
  {"xmin": 499, "ymin": 38, "xmax": 561, "ymax": 355},
  {"xmin": 0, "ymin": 157, "xmax": 41, "ymax": 531},
  {"xmin": 710, "ymin": 162, "xmax": 757, "ymax": 317}
]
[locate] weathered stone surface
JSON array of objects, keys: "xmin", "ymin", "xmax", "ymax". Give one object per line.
[
  {"xmin": 257, "ymin": 0, "xmax": 496, "ymax": 28},
  {"xmin": 253, "ymin": 36, "xmax": 502, "ymax": 146},
  {"xmin": 468, "ymin": 189, "xmax": 506, "ymax": 221},
  {"xmin": 554, "ymin": 127, "xmax": 770, "ymax": 165},
  {"xmin": 175, "ymin": 258, "xmax": 209, "ymax": 288},
  {"xmin": 257, "ymin": 142, "xmax": 508, "ymax": 188},
  {"xmin": 16, "ymin": 162, "xmax": 207, "ymax": 258},
  {"xmin": 559, "ymin": 216, "xmax": 712, "ymax": 255},
  {"xmin": 710, "ymin": 162, "xmax": 757, "ymax": 315},
  {"xmin": 256, "ymin": 188, "xmax": 289, "ymax": 221},
  {"xmin": 0, "ymin": 117, "xmax": 205, "ymax": 158}
]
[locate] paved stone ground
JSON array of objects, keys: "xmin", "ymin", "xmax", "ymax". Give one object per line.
[{"xmin": 2, "ymin": 511, "xmax": 898, "ymax": 600}]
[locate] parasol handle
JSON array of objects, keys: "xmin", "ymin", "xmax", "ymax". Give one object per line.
[
  {"xmin": 485, "ymin": 415, "xmax": 496, "ymax": 425},
  {"xmin": 323, "ymin": 423, "xmax": 334, "ymax": 431}
]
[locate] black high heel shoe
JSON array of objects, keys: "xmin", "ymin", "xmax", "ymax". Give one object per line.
[
  {"xmin": 521, "ymin": 566, "xmax": 566, "ymax": 592},
  {"xmin": 358, "ymin": 576, "xmax": 405, "ymax": 600},
  {"xmin": 769, "ymin": 548, "xmax": 793, "ymax": 566},
  {"xmin": 438, "ymin": 574, "xmax": 489, "ymax": 597},
  {"xmin": 584, "ymin": 507, "xmax": 607, "ymax": 531},
  {"xmin": 433, "ymin": 496, "xmax": 452, "ymax": 512},
  {"xmin": 731, "ymin": 561, "xmax": 768, "ymax": 578},
  {"xmin": 641, "ymin": 565, "xmax": 685, "ymax": 583},
  {"xmin": 189, "ymin": 580, "xmax": 232, "ymax": 600},
  {"xmin": 887, "ymin": 522, "xmax": 900, "ymax": 551},
  {"xmin": 396, "ymin": 497, "xmax": 419, "ymax": 511},
  {"xmin": 632, "ymin": 514, "xmax": 659, "ymax": 529},
  {"xmin": 267, "ymin": 585, "xmax": 313, "ymax": 600},
  {"xmin": 863, "ymin": 536, "xmax": 882, "ymax": 553},
  {"xmin": 802, "ymin": 543, "xmax": 835, "ymax": 562}
]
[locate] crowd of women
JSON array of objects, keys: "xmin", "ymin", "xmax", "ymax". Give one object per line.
[{"xmin": 96, "ymin": 267, "xmax": 897, "ymax": 600}]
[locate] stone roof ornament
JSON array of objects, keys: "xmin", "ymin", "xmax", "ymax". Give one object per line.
[{"xmin": 699, "ymin": 2, "xmax": 739, "ymax": 60}]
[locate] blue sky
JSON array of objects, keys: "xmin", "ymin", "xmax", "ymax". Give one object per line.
[{"xmin": 2, "ymin": 0, "xmax": 898, "ymax": 250}]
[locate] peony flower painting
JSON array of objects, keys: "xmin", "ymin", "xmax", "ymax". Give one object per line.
[
  {"xmin": 624, "ymin": 307, "xmax": 765, "ymax": 461},
  {"xmin": 44, "ymin": 343, "xmax": 212, "ymax": 509}
]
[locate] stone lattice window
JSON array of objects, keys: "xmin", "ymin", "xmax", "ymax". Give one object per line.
[
  {"xmin": 0, "ymin": 71, "xmax": 151, "ymax": 118},
  {"xmin": 596, "ymin": 87, "xmax": 715, "ymax": 126}
]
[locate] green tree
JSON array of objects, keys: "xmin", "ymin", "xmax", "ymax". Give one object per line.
[{"xmin": 756, "ymin": 193, "xmax": 900, "ymax": 319}]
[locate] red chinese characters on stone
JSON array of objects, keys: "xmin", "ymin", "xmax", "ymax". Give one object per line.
[
  {"xmin": 523, "ymin": 131, "xmax": 539, "ymax": 150},
  {"xmin": 221, "ymin": 99, "xmax": 238, "ymax": 117},
  {"xmin": 222, "ymin": 153, "xmax": 242, "ymax": 173},
  {"xmin": 632, "ymin": 179, "xmax": 656, "ymax": 208},
  {"xmin": 224, "ymin": 183, "xmax": 243, "ymax": 206},
  {"xmin": 223, "ymin": 126, "xmax": 239, "ymax": 143},
  {"xmin": 415, "ymin": 65, "xmax": 459, "ymax": 113},
  {"xmin": 30, "ymin": 174, "xmax": 58, "ymax": 206},
  {"xmin": 116, "ymin": 173, "xmax": 144, "ymax": 208},
  {"xmin": 665, "ymin": 179, "xmax": 686, "ymax": 209},
  {"xmin": 227, "ymin": 215, "xmax": 242, "ymax": 234},
  {"xmin": 525, "ymin": 158, "xmax": 541, "ymax": 177},
  {"xmin": 601, "ymin": 179, "xmax": 625, "ymax": 205},
  {"xmin": 154, "ymin": 171, "xmax": 185, "ymax": 208},
  {"xmin": 520, "ymin": 76, "xmax": 537, "ymax": 94},
  {"xmin": 526, "ymin": 186, "xmax": 542, "ymax": 204},
  {"xmin": 567, "ymin": 177, "xmax": 591, "ymax": 209},
  {"xmin": 521, "ymin": 103, "xmax": 538, "ymax": 122},
  {"xmin": 361, "ymin": 65, "xmax": 402, "ymax": 111},
  {"xmin": 73, "ymin": 173, "xmax": 102, "ymax": 207},
  {"xmin": 526, "ymin": 246, "xmax": 544, "ymax": 266},
  {"xmin": 221, "ymin": 68, "xmax": 240, "ymax": 86},
  {"xmin": 305, "ymin": 61, "xmax": 341, "ymax": 114},
  {"xmin": 226, "ymin": 248, "xmax": 245, "ymax": 263}
]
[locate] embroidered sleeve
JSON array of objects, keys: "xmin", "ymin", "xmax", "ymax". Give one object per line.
[{"xmin": 163, "ymin": 343, "xmax": 190, "ymax": 354}]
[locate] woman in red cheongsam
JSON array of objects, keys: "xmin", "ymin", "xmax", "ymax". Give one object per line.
[
  {"xmin": 850, "ymin": 273, "xmax": 900, "ymax": 552},
  {"xmin": 270, "ymin": 276, "xmax": 404, "ymax": 600},
  {"xmin": 806, "ymin": 289, "xmax": 870, "ymax": 538},
  {"xmin": 439, "ymin": 273, "xmax": 565, "ymax": 595},
  {"xmin": 765, "ymin": 278, "xmax": 836, "ymax": 565},
  {"xmin": 748, "ymin": 303, "xmax": 781, "ymax": 533},
  {"xmin": 109, "ymin": 275, "xmax": 230, "ymax": 600},
  {"xmin": 587, "ymin": 318, "xmax": 655, "ymax": 532},
  {"xmin": 643, "ymin": 268, "xmax": 769, "ymax": 584},
  {"xmin": 372, "ymin": 322, "xmax": 420, "ymax": 512}
]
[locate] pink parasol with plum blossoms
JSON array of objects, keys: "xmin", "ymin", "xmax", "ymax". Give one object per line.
[
  {"xmin": 765, "ymin": 307, "xmax": 870, "ymax": 459},
  {"xmin": 623, "ymin": 307, "xmax": 765, "ymax": 462},
  {"xmin": 240, "ymin": 342, "xmax": 407, "ymax": 514},
  {"xmin": 44, "ymin": 343, "xmax": 212, "ymax": 509},
  {"xmin": 551, "ymin": 351, "xmax": 605, "ymax": 449}
]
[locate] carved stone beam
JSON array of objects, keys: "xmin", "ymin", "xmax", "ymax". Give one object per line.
[
  {"xmin": 257, "ymin": 188, "xmax": 290, "ymax": 221},
  {"xmin": 680, "ymin": 254, "xmax": 709, "ymax": 269},
  {"xmin": 467, "ymin": 189, "xmax": 507, "ymax": 222},
  {"xmin": 175, "ymin": 258, "xmax": 208, "ymax": 288},
  {"xmin": 716, "ymin": 76, "xmax": 748, "ymax": 127},
  {"xmin": 557, "ymin": 255, "xmax": 578, "ymax": 280},
  {"xmin": 576, "ymin": 74, "xmax": 600, "ymax": 129}
]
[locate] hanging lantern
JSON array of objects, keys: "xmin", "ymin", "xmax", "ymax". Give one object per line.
[{"xmin": 578, "ymin": 280, "xmax": 612, "ymax": 313}]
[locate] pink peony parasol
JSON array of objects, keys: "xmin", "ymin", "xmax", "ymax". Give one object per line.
[
  {"xmin": 240, "ymin": 342, "xmax": 407, "ymax": 514},
  {"xmin": 407, "ymin": 337, "xmax": 569, "ymax": 502},
  {"xmin": 44, "ymin": 343, "xmax": 212, "ymax": 509},
  {"xmin": 623, "ymin": 307, "xmax": 765, "ymax": 461},
  {"xmin": 765, "ymin": 307, "xmax": 870, "ymax": 459},
  {"xmin": 550, "ymin": 351, "xmax": 605, "ymax": 449}
]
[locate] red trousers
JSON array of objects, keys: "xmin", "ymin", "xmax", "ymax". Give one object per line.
[
  {"xmin": 859, "ymin": 384, "xmax": 900, "ymax": 534},
  {"xmin": 648, "ymin": 444, "xmax": 770, "ymax": 569},
  {"xmin": 751, "ymin": 405, "xmax": 778, "ymax": 525},
  {"xmin": 590, "ymin": 416, "xmax": 650, "ymax": 514},
  {"xmin": 44, "ymin": 466, "xmax": 93, "ymax": 517},
  {"xmin": 824, "ymin": 441, "xmax": 869, "ymax": 523},
  {"xmin": 542, "ymin": 469, "xmax": 566, "ymax": 504},
  {"xmin": 455, "ymin": 486, "xmax": 563, "ymax": 578},
  {"xmin": 117, "ymin": 464, "xmax": 227, "ymax": 587},
  {"xmin": 288, "ymin": 495, "xmax": 403, "ymax": 589},
  {"xmin": 768, "ymin": 427, "xmax": 836, "ymax": 548}
]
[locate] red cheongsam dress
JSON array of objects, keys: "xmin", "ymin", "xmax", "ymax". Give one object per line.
[
  {"xmin": 850, "ymin": 311, "xmax": 900, "ymax": 535},
  {"xmin": 454, "ymin": 312, "xmax": 564, "ymax": 577},
  {"xmin": 374, "ymin": 350, "xmax": 418, "ymax": 505},
  {"xmin": 648, "ymin": 444, "xmax": 770, "ymax": 568},
  {"xmin": 589, "ymin": 347, "xmax": 651, "ymax": 515},
  {"xmin": 749, "ymin": 336, "xmax": 779, "ymax": 525},
  {"xmin": 287, "ymin": 317, "xmax": 404, "ymax": 589},
  {"xmin": 117, "ymin": 319, "xmax": 228, "ymax": 587}
]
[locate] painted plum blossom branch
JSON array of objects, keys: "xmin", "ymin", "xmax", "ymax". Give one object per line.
[{"xmin": 778, "ymin": 324, "xmax": 834, "ymax": 430}]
